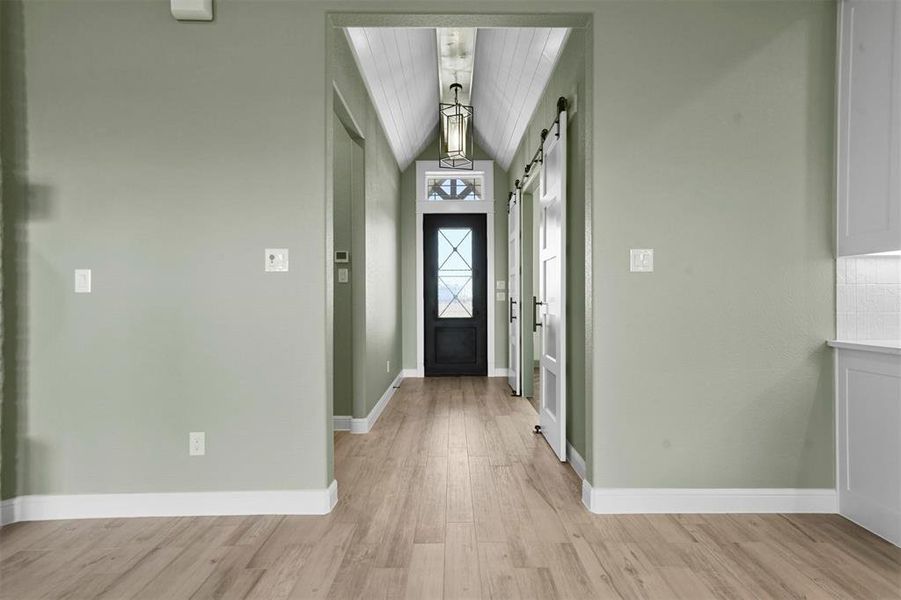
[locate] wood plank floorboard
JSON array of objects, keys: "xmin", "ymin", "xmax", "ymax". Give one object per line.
[{"xmin": 1, "ymin": 377, "xmax": 898, "ymax": 599}]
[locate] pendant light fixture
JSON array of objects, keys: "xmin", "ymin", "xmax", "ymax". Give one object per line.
[{"xmin": 439, "ymin": 83, "xmax": 474, "ymax": 170}]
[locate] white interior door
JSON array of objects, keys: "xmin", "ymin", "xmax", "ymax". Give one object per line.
[
  {"xmin": 537, "ymin": 112, "xmax": 567, "ymax": 461},
  {"xmin": 507, "ymin": 190, "xmax": 522, "ymax": 394}
]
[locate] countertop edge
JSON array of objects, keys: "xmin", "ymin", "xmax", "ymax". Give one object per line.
[{"xmin": 827, "ymin": 340, "xmax": 901, "ymax": 356}]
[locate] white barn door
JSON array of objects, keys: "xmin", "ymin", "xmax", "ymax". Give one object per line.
[
  {"xmin": 537, "ymin": 111, "xmax": 567, "ymax": 461},
  {"xmin": 507, "ymin": 190, "xmax": 522, "ymax": 395}
]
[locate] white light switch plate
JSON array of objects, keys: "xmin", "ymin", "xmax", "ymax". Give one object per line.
[
  {"xmin": 171, "ymin": 0, "xmax": 213, "ymax": 21},
  {"xmin": 496, "ymin": 280, "xmax": 506, "ymax": 290},
  {"xmin": 496, "ymin": 292, "xmax": 506, "ymax": 302},
  {"xmin": 337, "ymin": 268, "xmax": 349, "ymax": 283},
  {"xmin": 74, "ymin": 269, "xmax": 92, "ymax": 293},
  {"xmin": 189, "ymin": 432, "xmax": 205, "ymax": 456},
  {"xmin": 630, "ymin": 249, "xmax": 654, "ymax": 272},
  {"xmin": 265, "ymin": 249, "xmax": 289, "ymax": 272}
]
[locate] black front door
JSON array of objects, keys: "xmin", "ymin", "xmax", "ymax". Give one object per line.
[{"xmin": 424, "ymin": 213, "xmax": 488, "ymax": 376}]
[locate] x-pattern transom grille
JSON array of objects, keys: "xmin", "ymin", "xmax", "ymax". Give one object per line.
[{"xmin": 426, "ymin": 176, "xmax": 483, "ymax": 202}]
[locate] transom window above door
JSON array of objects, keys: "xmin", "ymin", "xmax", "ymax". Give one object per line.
[{"xmin": 426, "ymin": 175, "xmax": 484, "ymax": 202}]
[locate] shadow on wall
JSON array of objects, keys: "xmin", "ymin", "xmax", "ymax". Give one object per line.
[{"xmin": 1, "ymin": 0, "xmax": 37, "ymax": 501}]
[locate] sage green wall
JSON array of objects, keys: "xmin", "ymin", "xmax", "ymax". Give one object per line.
[
  {"xmin": 15, "ymin": 0, "xmax": 334, "ymax": 495},
  {"xmin": 3, "ymin": 0, "xmax": 837, "ymax": 501},
  {"xmin": 360, "ymin": 131, "xmax": 402, "ymax": 416},
  {"xmin": 1, "ymin": 0, "xmax": 27, "ymax": 500},
  {"xmin": 332, "ymin": 30, "xmax": 403, "ymax": 418},
  {"xmin": 332, "ymin": 114, "xmax": 354, "ymax": 418},
  {"xmin": 591, "ymin": 1, "xmax": 836, "ymax": 488},
  {"xmin": 507, "ymin": 29, "xmax": 589, "ymax": 459},
  {"xmin": 400, "ymin": 141, "xmax": 509, "ymax": 372},
  {"xmin": 0, "ymin": 1, "xmax": 5, "ymax": 495}
]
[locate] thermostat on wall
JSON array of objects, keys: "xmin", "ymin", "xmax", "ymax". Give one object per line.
[{"xmin": 335, "ymin": 250, "xmax": 350, "ymax": 263}]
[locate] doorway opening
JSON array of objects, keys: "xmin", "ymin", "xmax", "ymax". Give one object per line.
[
  {"xmin": 519, "ymin": 179, "xmax": 540, "ymax": 413},
  {"xmin": 505, "ymin": 100, "xmax": 569, "ymax": 461},
  {"xmin": 424, "ymin": 213, "xmax": 488, "ymax": 376},
  {"xmin": 331, "ymin": 88, "xmax": 366, "ymax": 428},
  {"xmin": 326, "ymin": 11, "xmax": 593, "ymax": 503},
  {"xmin": 416, "ymin": 161, "xmax": 496, "ymax": 377}
]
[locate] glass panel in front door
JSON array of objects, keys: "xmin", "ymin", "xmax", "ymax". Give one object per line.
[{"xmin": 437, "ymin": 228, "xmax": 473, "ymax": 318}]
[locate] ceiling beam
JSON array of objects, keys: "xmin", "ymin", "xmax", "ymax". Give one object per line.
[{"xmin": 437, "ymin": 28, "xmax": 477, "ymax": 104}]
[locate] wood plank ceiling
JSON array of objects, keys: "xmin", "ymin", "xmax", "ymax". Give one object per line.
[
  {"xmin": 471, "ymin": 28, "xmax": 570, "ymax": 171},
  {"xmin": 345, "ymin": 27, "xmax": 570, "ymax": 172},
  {"xmin": 344, "ymin": 28, "xmax": 439, "ymax": 171}
]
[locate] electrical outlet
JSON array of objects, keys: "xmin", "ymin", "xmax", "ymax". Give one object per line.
[
  {"xmin": 189, "ymin": 432, "xmax": 205, "ymax": 456},
  {"xmin": 386, "ymin": 360, "xmax": 390, "ymax": 373}
]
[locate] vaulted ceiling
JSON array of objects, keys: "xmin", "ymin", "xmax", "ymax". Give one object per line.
[
  {"xmin": 472, "ymin": 28, "xmax": 570, "ymax": 172},
  {"xmin": 345, "ymin": 27, "xmax": 570, "ymax": 172},
  {"xmin": 344, "ymin": 28, "xmax": 439, "ymax": 170}
]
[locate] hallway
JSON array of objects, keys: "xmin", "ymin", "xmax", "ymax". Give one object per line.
[{"xmin": 1, "ymin": 377, "xmax": 898, "ymax": 599}]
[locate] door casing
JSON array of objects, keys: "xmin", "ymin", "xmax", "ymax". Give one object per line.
[
  {"xmin": 415, "ymin": 160, "xmax": 496, "ymax": 377},
  {"xmin": 424, "ymin": 213, "xmax": 488, "ymax": 376}
]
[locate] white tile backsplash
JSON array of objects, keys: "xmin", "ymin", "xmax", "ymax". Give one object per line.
[{"xmin": 836, "ymin": 255, "xmax": 901, "ymax": 341}]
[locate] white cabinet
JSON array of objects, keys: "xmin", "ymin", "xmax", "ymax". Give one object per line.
[
  {"xmin": 837, "ymin": 0, "xmax": 901, "ymax": 256},
  {"xmin": 836, "ymin": 347, "xmax": 901, "ymax": 546}
]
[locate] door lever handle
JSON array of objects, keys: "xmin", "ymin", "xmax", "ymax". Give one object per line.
[
  {"xmin": 509, "ymin": 297, "xmax": 517, "ymax": 323},
  {"xmin": 532, "ymin": 296, "xmax": 544, "ymax": 333}
]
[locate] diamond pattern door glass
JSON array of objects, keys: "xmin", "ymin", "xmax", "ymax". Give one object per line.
[{"xmin": 437, "ymin": 228, "xmax": 473, "ymax": 318}]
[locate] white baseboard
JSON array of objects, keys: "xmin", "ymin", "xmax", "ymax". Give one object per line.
[
  {"xmin": 490, "ymin": 368, "xmax": 511, "ymax": 377},
  {"xmin": 350, "ymin": 372, "xmax": 403, "ymax": 434},
  {"xmin": 581, "ymin": 480, "xmax": 593, "ymax": 511},
  {"xmin": 566, "ymin": 442, "xmax": 587, "ymax": 481},
  {"xmin": 0, "ymin": 480, "xmax": 339, "ymax": 525},
  {"xmin": 0, "ymin": 497, "xmax": 17, "ymax": 526},
  {"xmin": 332, "ymin": 373, "xmax": 403, "ymax": 434},
  {"xmin": 581, "ymin": 486, "xmax": 837, "ymax": 514},
  {"xmin": 328, "ymin": 479, "xmax": 339, "ymax": 511}
]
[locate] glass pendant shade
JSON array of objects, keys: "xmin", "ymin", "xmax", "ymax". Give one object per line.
[{"xmin": 439, "ymin": 84, "xmax": 474, "ymax": 169}]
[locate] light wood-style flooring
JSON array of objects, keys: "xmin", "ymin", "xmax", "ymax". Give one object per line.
[{"xmin": 1, "ymin": 377, "xmax": 899, "ymax": 599}]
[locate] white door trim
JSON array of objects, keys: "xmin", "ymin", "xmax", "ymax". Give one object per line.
[{"xmin": 415, "ymin": 160, "xmax": 495, "ymax": 377}]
